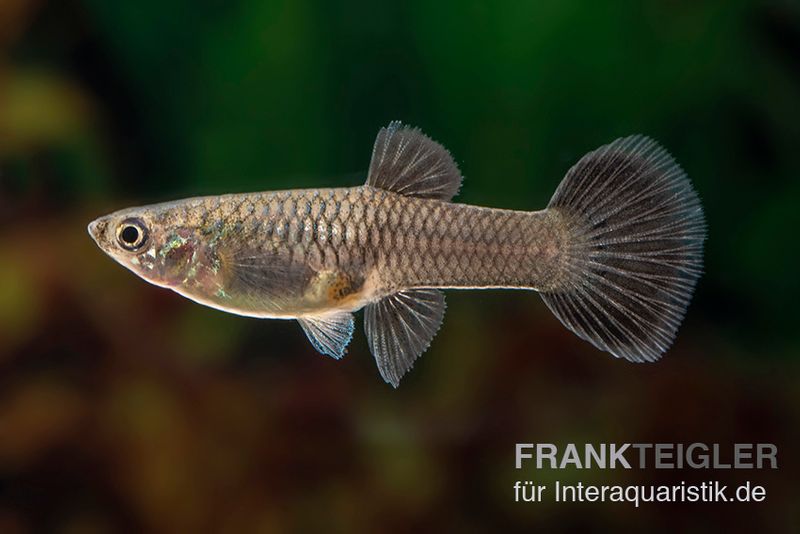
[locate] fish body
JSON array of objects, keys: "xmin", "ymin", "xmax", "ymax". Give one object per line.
[{"xmin": 89, "ymin": 122, "xmax": 705, "ymax": 386}]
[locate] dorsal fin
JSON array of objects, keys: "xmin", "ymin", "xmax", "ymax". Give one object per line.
[
  {"xmin": 366, "ymin": 121, "xmax": 462, "ymax": 201},
  {"xmin": 363, "ymin": 288, "xmax": 446, "ymax": 387}
]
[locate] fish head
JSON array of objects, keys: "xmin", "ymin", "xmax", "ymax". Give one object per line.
[{"xmin": 88, "ymin": 203, "xmax": 215, "ymax": 290}]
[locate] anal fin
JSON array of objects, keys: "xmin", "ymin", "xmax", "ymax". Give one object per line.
[
  {"xmin": 298, "ymin": 312, "xmax": 355, "ymax": 360},
  {"xmin": 364, "ymin": 289, "xmax": 446, "ymax": 387}
]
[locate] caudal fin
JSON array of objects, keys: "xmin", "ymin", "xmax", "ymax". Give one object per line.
[{"xmin": 542, "ymin": 135, "xmax": 705, "ymax": 362}]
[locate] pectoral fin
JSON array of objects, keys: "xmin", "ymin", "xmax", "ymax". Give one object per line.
[
  {"xmin": 298, "ymin": 312, "xmax": 355, "ymax": 360},
  {"xmin": 218, "ymin": 247, "xmax": 313, "ymax": 311},
  {"xmin": 363, "ymin": 289, "xmax": 446, "ymax": 387}
]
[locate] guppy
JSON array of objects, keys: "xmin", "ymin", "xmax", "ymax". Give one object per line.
[{"xmin": 89, "ymin": 122, "xmax": 705, "ymax": 387}]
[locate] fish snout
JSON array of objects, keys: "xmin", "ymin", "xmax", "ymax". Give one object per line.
[{"xmin": 87, "ymin": 217, "xmax": 109, "ymax": 244}]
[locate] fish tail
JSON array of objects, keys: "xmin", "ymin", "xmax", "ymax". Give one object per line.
[{"xmin": 542, "ymin": 135, "xmax": 706, "ymax": 362}]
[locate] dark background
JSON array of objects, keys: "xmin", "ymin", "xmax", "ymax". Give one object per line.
[{"xmin": 1, "ymin": 1, "xmax": 799, "ymax": 532}]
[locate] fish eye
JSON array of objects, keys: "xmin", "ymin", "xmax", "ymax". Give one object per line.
[{"xmin": 116, "ymin": 218, "xmax": 149, "ymax": 251}]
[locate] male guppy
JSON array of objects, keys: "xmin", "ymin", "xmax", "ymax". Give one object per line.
[{"xmin": 89, "ymin": 122, "xmax": 705, "ymax": 387}]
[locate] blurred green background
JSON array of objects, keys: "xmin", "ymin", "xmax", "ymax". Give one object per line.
[{"xmin": 1, "ymin": 0, "xmax": 799, "ymax": 532}]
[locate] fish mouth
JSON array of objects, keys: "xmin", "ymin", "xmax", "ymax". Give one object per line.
[{"xmin": 87, "ymin": 217, "xmax": 108, "ymax": 245}]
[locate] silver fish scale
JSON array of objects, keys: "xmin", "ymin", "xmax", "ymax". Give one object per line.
[
  {"xmin": 178, "ymin": 185, "xmax": 567, "ymax": 296},
  {"xmin": 201, "ymin": 186, "xmax": 565, "ymax": 294}
]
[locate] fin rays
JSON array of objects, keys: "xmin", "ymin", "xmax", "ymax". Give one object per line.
[
  {"xmin": 364, "ymin": 289, "xmax": 446, "ymax": 387},
  {"xmin": 366, "ymin": 121, "xmax": 462, "ymax": 201},
  {"xmin": 298, "ymin": 312, "xmax": 355, "ymax": 360},
  {"xmin": 544, "ymin": 135, "xmax": 705, "ymax": 362}
]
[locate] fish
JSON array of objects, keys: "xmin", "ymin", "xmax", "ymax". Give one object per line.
[{"xmin": 88, "ymin": 121, "xmax": 706, "ymax": 387}]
